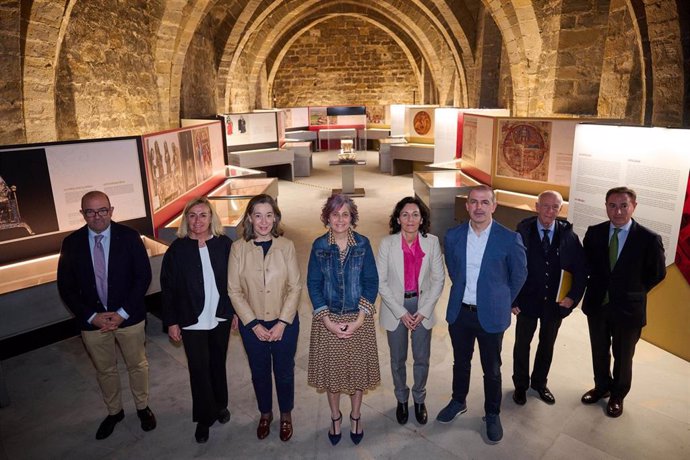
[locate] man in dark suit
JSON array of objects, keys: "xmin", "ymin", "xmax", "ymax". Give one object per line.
[
  {"xmin": 57, "ymin": 191, "xmax": 156, "ymax": 439},
  {"xmin": 581, "ymin": 186, "xmax": 666, "ymax": 417},
  {"xmin": 436, "ymin": 185, "xmax": 527, "ymax": 443},
  {"xmin": 511, "ymin": 190, "xmax": 587, "ymax": 406}
]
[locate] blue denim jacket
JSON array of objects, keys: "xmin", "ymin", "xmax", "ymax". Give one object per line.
[{"xmin": 307, "ymin": 231, "xmax": 378, "ymax": 315}]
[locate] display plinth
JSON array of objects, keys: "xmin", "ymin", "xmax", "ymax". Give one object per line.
[
  {"xmin": 390, "ymin": 143, "xmax": 435, "ymax": 175},
  {"xmin": 413, "ymin": 170, "xmax": 479, "ymax": 242},
  {"xmin": 284, "ymin": 141, "xmax": 312, "ymax": 177},
  {"xmin": 329, "ymin": 160, "xmax": 366, "ymax": 197},
  {"xmin": 227, "ymin": 148, "xmax": 294, "ymax": 182}
]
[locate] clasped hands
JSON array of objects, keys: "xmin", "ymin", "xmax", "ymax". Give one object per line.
[
  {"xmin": 253, "ymin": 322, "xmax": 286, "ymax": 342},
  {"xmin": 324, "ymin": 318, "xmax": 362, "ymax": 339},
  {"xmin": 93, "ymin": 312, "xmax": 124, "ymax": 332},
  {"xmin": 400, "ymin": 312, "xmax": 425, "ymax": 330}
]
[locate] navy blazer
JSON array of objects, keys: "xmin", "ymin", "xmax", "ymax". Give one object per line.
[
  {"xmin": 57, "ymin": 221, "xmax": 152, "ymax": 331},
  {"xmin": 444, "ymin": 220, "xmax": 527, "ymax": 333},
  {"xmin": 582, "ymin": 219, "xmax": 666, "ymax": 328},
  {"xmin": 514, "ymin": 216, "xmax": 587, "ymax": 318}
]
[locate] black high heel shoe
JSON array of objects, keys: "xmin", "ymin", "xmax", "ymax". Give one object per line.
[
  {"xmin": 350, "ymin": 413, "xmax": 364, "ymax": 445},
  {"xmin": 328, "ymin": 411, "xmax": 342, "ymax": 445}
]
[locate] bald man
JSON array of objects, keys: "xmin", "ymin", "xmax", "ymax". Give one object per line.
[{"xmin": 57, "ymin": 191, "xmax": 156, "ymax": 439}]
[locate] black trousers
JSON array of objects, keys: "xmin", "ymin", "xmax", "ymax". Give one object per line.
[
  {"xmin": 586, "ymin": 306, "xmax": 642, "ymax": 399},
  {"xmin": 449, "ymin": 307, "xmax": 504, "ymax": 415},
  {"xmin": 181, "ymin": 320, "xmax": 231, "ymax": 426},
  {"xmin": 512, "ymin": 313, "xmax": 562, "ymax": 390}
]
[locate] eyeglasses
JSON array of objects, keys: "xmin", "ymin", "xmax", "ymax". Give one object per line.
[{"xmin": 82, "ymin": 207, "xmax": 110, "ymax": 218}]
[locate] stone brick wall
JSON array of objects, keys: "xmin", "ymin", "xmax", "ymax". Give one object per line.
[
  {"xmin": 0, "ymin": 1, "xmax": 24, "ymax": 145},
  {"xmin": 271, "ymin": 16, "xmax": 417, "ymax": 108},
  {"xmin": 597, "ymin": 0, "xmax": 642, "ymax": 122},
  {"xmin": 180, "ymin": 13, "xmax": 219, "ymax": 119},
  {"xmin": 54, "ymin": 0, "xmax": 165, "ymax": 140},
  {"xmin": 553, "ymin": 0, "xmax": 612, "ymax": 115}
]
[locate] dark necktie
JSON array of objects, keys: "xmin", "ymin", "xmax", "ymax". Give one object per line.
[
  {"xmin": 541, "ymin": 228, "xmax": 550, "ymax": 255},
  {"xmin": 603, "ymin": 228, "xmax": 621, "ymax": 305},
  {"xmin": 94, "ymin": 234, "xmax": 108, "ymax": 306}
]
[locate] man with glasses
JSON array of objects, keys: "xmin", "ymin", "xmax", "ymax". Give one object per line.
[{"xmin": 57, "ymin": 191, "xmax": 156, "ymax": 439}]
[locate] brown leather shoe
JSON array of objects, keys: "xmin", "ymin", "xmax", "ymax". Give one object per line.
[
  {"xmin": 257, "ymin": 414, "xmax": 273, "ymax": 439},
  {"xmin": 606, "ymin": 397, "xmax": 624, "ymax": 417},
  {"xmin": 581, "ymin": 388, "xmax": 611, "ymax": 404},
  {"xmin": 279, "ymin": 419, "xmax": 293, "ymax": 441}
]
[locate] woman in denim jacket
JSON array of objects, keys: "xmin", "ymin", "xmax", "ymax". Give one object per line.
[{"xmin": 307, "ymin": 194, "xmax": 380, "ymax": 446}]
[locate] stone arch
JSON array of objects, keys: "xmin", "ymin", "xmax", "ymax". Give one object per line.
[
  {"xmin": 218, "ymin": 0, "xmax": 472, "ymax": 112},
  {"xmin": 264, "ymin": 14, "xmax": 423, "ymax": 100},
  {"xmin": 21, "ymin": 0, "xmax": 78, "ymax": 142}
]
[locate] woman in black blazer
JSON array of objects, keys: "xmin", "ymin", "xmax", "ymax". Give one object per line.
[{"xmin": 161, "ymin": 197, "xmax": 235, "ymax": 443}]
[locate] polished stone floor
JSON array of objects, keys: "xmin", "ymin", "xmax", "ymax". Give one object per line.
[{"xmin": 1, "ymin": 150, "xmax": 688, "ymax": 459}]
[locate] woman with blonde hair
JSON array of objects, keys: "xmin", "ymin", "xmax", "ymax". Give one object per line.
[{"xmin": 161, "ymin": 196, "xmax": 234, "ymax": 443}]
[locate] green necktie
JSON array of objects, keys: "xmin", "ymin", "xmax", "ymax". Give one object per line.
[
  {"xmin": 604, "ymin": 228, "xmax": 621, "ymax": 305},
  {"xmin": 609, "ymin": 228, "xmax": 621, "ymax": 269}
]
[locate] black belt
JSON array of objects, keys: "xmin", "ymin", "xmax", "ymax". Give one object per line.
[
  {"xmin": 462, "ymin": 303, "xmax": 478, "ymax": 312},
  {"xmin": 404, "ymin": 292, "xmax": 418, "ymax": 299}
]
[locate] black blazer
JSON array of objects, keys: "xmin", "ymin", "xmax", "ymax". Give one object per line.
[
  {"xmin": 160, "ymin": 235, "xmax": 234, "ymax": 328},
  {"xmin": 515, "ymin": 217, "xmax": 587, "ymax": 318},
  {"xmin": 57, "ymin": 222, "xmax": 152, "ymax": 331},
  {"xmin": 582, "ymin": 219, "xmax": 666, "ymax": 327}
]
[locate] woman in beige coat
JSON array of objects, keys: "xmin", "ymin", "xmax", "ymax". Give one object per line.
[
  {"xmin": 228, "ymin": 194, "xmax": 301, "ymax": 442},
  {"xmin": 378, "ymin": 197, "xmax": 445, "ymax": 426}
]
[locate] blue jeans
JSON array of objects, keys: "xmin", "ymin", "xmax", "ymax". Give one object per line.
[
  {"xmin": 449, "ymin": 307, "xmax": 504, "ymax": 415},
  {"xmin": 239, "ymin": 317, "xmax": 299, "ymax": 414}
]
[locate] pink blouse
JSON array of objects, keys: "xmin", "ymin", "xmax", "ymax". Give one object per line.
[{"xmin": 402, "ymin": 234, "xmax": 425, "ymax": 293}]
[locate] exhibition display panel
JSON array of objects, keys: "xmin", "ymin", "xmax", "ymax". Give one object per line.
[
  {"xmin": 413, "ymin": 170, "xmax": 479, "ymax": 241},
  {"xmin": 160, "ymin": 197, "xmax": 250, "ymax": 242},
  {"xmin": 208, "ymin": 177, "xmax": 278, "ymax": 200},
  {"xmin": 308, "ymin": 106, "xmax": 366, "ymax": 150},
  {"xmin": 389, "ymin": 143, "xmax": 435, "ymax": 176}
]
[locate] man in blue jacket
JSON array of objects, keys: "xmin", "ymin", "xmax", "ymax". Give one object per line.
[
  {"xmin": 57, "ymin": 191, "xmax": 155, "ymax": 440},
  {"xmin": 511, "ymin": 191, "xmax": 587, "ymax": 406},
  {"xmin": 436, "ymin": 185, "xmax": 527, "ymax": 443}
]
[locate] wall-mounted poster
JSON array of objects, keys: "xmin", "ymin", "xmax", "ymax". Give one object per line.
[
  {"xmin": 280, "ymin": 107, "xmax": 309, "ymax": 129},
  {"xmin": 309, "ymin": 107, "xmax": 331, "ymax": 126},
  {"xmin": 405, "ymin": 106, "xmax": 436, "ymax": 143},
  {"xmin": 224, "ymin": 112, "xmax": 279, "ymax": 152},
  {"xmin": 413, "ymin": 111, "xmax": 432, "ymax": 135},
  {"xmin": 569, "ymin": 124, "xmax": 690, "ymax": 268},
  {"xmin": 143, "ymin": 121, "xmax": 225, "ymax": 213},
  {"xmin": 366, "ymin": 106, "xmax": 385, "ymax": 125},
  {"xmin": 497, "ymin": 120, "xmax": 552, "ymax": 182},
  {"xmin": 0, "ymin": 137, "xmax": 149, "ymax": 264}
]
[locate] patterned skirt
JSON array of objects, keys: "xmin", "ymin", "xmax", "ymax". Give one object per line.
[{"xmin": 307, "ymin": 312, "xmax": 380, "ymax": 394}]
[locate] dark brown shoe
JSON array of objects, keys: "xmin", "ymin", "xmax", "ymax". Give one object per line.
[
  {"xmin": 606, "ymin": 397, "xmax": 624, "ymax": 417},
  {"xmin": 257, "ymin": 414, "xmax": 273, "ymax": 439},
  {"xmin": 279, "ymin": 419, "xmax": 293, "ymax": 441},
  {"xmin": 581, "ymin": 388, "xmax": 610, "ymax": 404}
]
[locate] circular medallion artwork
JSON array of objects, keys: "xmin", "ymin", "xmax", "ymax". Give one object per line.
[
  {"xmin": 413, "ymin": 111, "xmax": 432, "ymax": 135},
  {"xmin": 499, "ymin": 122, "xmax": 550, "ymax": 180}
]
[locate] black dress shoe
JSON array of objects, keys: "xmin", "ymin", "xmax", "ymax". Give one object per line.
[
  {"xmin": 414, "ymin": 403, "xmax": 427, "ymax": 425},
  {"xmin": 581, "ymin": 388, "xmax": 611, "ymax": 404},
  {"xmin": 218, "ymin": 408, "xmax": 231, "ymax": 424},
  {"xmin": 95, "ymin": 410, "xmax": 125, "ymax": 440},
  {"xmin": 396, "ymin": 401, "xmax": 409, "ymax": 424},
  {"xmin": 137, "ymin": 406, "xmax": 157, "ymax": 431},
  {"xmin": 532, "ymin": 386, "xmax": 556, "ymax": 405},
  {"xmin": 195, "ymin": 423, "xmax": 209, "ymax": 443},
  {"xmin": 513, "ymin": 388, "xmax": 527, "ymax": 406},
  {"xmin": 606, "ymin": 397, "xmax": 624, "ymax": 417}
]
